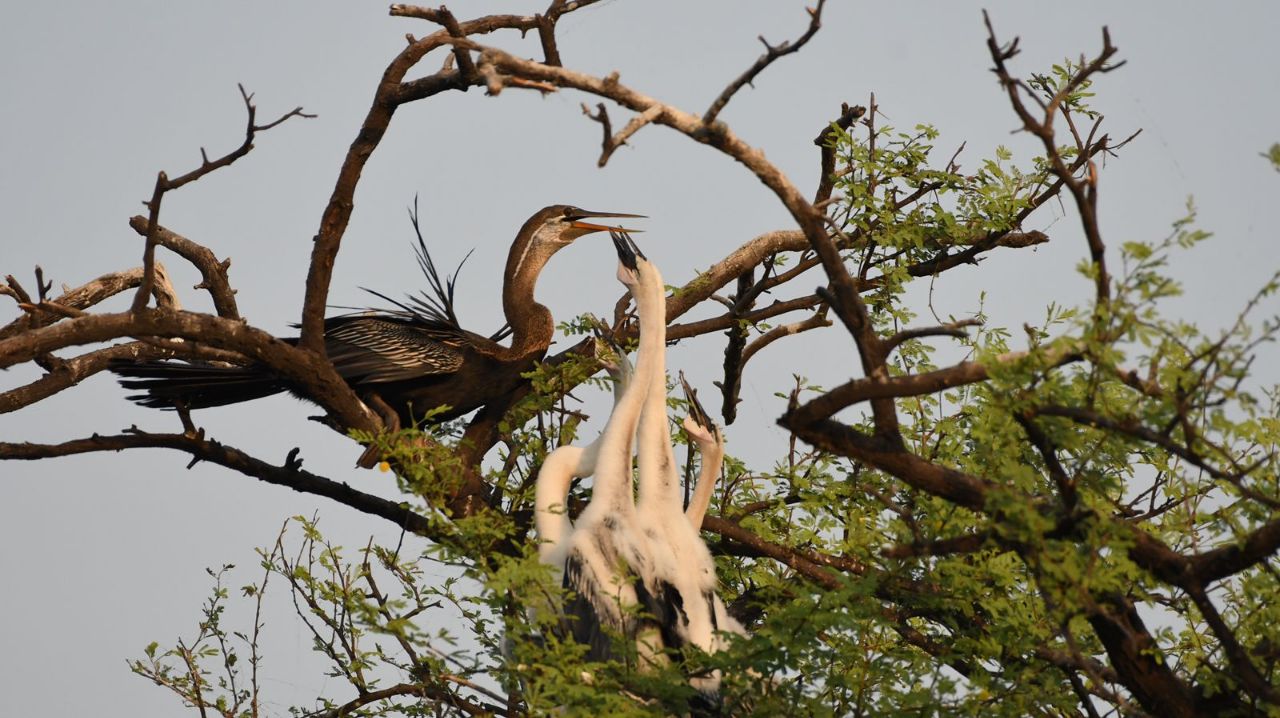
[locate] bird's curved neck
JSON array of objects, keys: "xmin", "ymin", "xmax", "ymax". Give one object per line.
[
  {"xmin": 501, "ymin": 227, "xmax": 557, "ymax": 359},
  {"xmin": 534, "ymin": 357, "xmax": 633, "ymax": 555},
  {"xmin": 636, "ymin": 265, "xmax": 675, "ymax": 511},
  {"xmin": 535, "ymin": 445, "xmax": 585, "ymax": 559},
  {"xmin": 684, "ymin": 424, "xmax": 724, "ymax": 528},
  {"xmin": 590, "ymin": 270, "xmax": 663, "ymax": 512}
]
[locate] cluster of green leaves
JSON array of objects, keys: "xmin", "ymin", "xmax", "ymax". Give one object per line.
[
  {"xmin": 131, "ymin": 564, "xmax": 267, "ymax": 718},
  {"xmin": 900, "ymin": 201, "xmax": 1280, "ymax": 709},
  {"xmin": 1264, "ymin": 142, "xmax": 1280, "ymax": 173}
]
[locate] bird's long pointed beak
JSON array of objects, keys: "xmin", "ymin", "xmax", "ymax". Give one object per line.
[
  {"xmin": 610, "ymin": 229, "xmax": 645, "ymax": 270},
  {"xmin": 679, "ymin": 372, "xmax": 714, "ymax": 431},
  {"xmin": 570, "ymin": 210, "xmax": 646, "ymax": 235}
]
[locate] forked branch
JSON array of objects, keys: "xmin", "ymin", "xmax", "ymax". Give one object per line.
[
  {"xmin": 131, "ymin": 85, "xmax": 312, "ymax": 313},
  {"xmin": 703, "ymin": 0, "xmax": 827, "ymax": 124}
]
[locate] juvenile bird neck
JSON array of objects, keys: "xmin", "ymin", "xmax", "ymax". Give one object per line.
[
  {"xmin": 535, "ymin": 445, "xmax": 584, "ymax": 558},
  {"xmin": 590, "ymin": 269, "xmax": 662, "ymax": 511},
  {"xmin": 636, "ymin": 264, "xmax": 676, "ymax": 509}
]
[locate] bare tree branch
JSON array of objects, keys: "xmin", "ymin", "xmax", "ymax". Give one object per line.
[
  {"xmin": 703, "ymin": 0, "xmax": 827, "ymax": 124},
  {"xmin": 1, "ymin": 268, "xmax": 145, "ymax": 341},
  {"xmin": 0, "ymin": 309, "xmax": 377, "ymax": 432},
  {"xmin": 132, "ymin": 85, "xmax": 312, "ymax": 313},
  {"xmin": 0, "ymin": 431, "xmax": 436, "ymax": 538},
  {"xmin": 984, "ymin": 12, "xmax": 1122, "ymax": 310}
]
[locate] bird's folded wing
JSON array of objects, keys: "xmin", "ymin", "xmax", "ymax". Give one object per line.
[{"xmin": 326, "ymin": 317, "xmax": 465, "ymax": 383}]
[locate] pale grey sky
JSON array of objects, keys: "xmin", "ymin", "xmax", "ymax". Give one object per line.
[{"xmin": 2, "ymin": 2, "xmax": 1277, "ymax": 715}]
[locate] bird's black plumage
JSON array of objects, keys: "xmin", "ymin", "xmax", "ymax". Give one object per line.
[{"xmin": 109, "ymin": 203, "xmax": 643, "ymax": 442}]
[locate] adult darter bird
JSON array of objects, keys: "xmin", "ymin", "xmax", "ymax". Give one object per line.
[{"xmin": 109, "ymin": 204, "xmax": 643, "ymax": 460}]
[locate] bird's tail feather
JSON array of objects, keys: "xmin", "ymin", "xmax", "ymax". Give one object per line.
[{"xmin": 108, "ymin": 360, "xmax": 286, "ymax": 410}]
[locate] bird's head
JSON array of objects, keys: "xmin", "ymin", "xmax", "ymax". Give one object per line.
[
  {"xmin": 679, "ymin": 371, "xmax": 723, "ymax": 446},
  {"xmin": 610, "ymin": 229, "xmax": 648, "ymax": 289},
  {"xmin": 509, "ymin": 205, "xmax": 645, "ymax": 283},
  {"xmin": 534, "ymin": 205, "xmax": 645, "ymax": 246}
]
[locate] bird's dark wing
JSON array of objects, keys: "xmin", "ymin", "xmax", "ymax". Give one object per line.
[
  {"xmin": 109, "ymin": 360, "xmax": 285, "ymax": 409},
  {"xmin": 560, "ymin": 544, "xmax": 690, "ymax": 666},
  {"xmin": 324, "ymin": 315, "xmax": 465, "ymax": 384},
  {"xmin": 634, "ymin": 574, "xmax": 690, "ymax": 656},
  {"xmin": 489, "ymin": 321, "xmax": 513, "ymax": 343},
  {"xmin": 561, "ymin": 547, "xmax": 627, "ymax": 662}
]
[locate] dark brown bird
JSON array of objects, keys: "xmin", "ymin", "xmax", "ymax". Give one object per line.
[{"xmin": 109, "ymin": 204, "xmax": 643, "ymax": 444}]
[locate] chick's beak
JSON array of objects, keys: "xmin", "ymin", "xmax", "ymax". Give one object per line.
[{"xmin": 610, "ymin": 229, "xmax": 644, "ymax": 270}]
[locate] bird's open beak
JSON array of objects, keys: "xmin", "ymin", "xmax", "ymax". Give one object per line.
[
  {"xmin": 680, "ymin": 372, "xmax": 714, "ymax": 431},
  {"xmin": 610, "ymin": 229, "xmax": 645, "ymax": 270},
  {"xmin": 569, "ymin": 210, "xmax": 646, "ymax": 235}
]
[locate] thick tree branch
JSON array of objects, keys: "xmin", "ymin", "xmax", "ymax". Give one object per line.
[
  {"xmin": 1188, "ymin": 516, "xmax": 1280, "ymax": 583},
  {"xmin": 1, "ymin": 268, "xmax": 146, "ymax": 341},
  {"xmin": 128, "ymin": 216, "xmax": 240, "ymax": 319},
  {"xmin": 1084, "ymin": 595, "xmax": 1200, "ymax": 717},
  {"xmin": 305, "ymin": 3, "xmax": 605, "ymax": 353},
  {"xmin": 785, "ymin": 344, "xmax": 1083, "ymax": 427},
  {"xmin": 1, "ymin": 342, "xmax": 160, "ymax": 414},
  {"xmin": 780, "ymin": 415, "xmax": 990, "ymax": 511},
  {"xmin": 0, "ymin": 309, "xmax": 377, "ymax": 432},
  {"xmin": 302, "ymin": 26, "xmax": 473, "ymax": 353}
]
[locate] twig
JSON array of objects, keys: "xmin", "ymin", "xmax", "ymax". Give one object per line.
[
  {"xmin": 984, "ymin": 12, "xmax": 1122, "ymax": 309},
  {"xmin": 740, "ymin": 307, "xmax": 831, "ymax": 366},
  {"xmin": 131, "ymin": 85, "xmax": 312, "ymax": 313},
  {"xmin": 882, "ymin": 318, "xmax": 982, "ymax": 355},
  {"xmin": 0, "ymin": 430, "xmax": 440, "ymax": 538},
  {"xmin": 582, "ymin": 102, "xmax": 663, "ymax": 167},
  {"xmin": 703, "ymin": 0, "xmax": 827, "ymax": 124}
]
